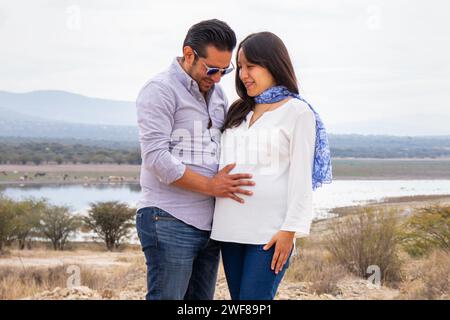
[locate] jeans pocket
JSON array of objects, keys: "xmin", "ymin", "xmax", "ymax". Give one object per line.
[
  {"xmin": 154, "ymin": 208, "xmax": 178, "ymax": 221},
  {"xmin": 136, "ymin": 208, "xmax": 158, "ymax": 250}
]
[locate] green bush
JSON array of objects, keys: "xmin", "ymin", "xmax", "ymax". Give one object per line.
[
  {"xmin": 39, "ymin": 205, "xmax": 81, "ymax": 250},
  {"xmin": 400, "ymin": 204, "xmax": 450, "ymax": 257},
  {"xmin": 0, "ymin": 196, "xmax": 15, "ymax": 252},
  {"xmin": 83, "ymin": 202, "xmax": 135, "ymax": 251},
  {"xmin": 10, "ymin": 198, "xmax": 47, "ymax": 250}
]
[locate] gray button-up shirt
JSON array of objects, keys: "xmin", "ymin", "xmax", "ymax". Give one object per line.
[{"xmin": 136, "ymin": 58, "xmax": 228, "ymax": 231}]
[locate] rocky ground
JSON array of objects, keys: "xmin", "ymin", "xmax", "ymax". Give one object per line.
[
  {"xmin": 26, "ymin": 272, "xmax": 400, "ymax": 301},
  {"xmin": 21, "ymin": 253, "xmax": 400, "ymax": 300}
]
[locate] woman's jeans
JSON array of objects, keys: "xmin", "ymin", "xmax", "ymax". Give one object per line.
[
  {"xmin": 136, "ymin": 207, "xmax": 220, "ymax": 300},
  {"xmin": 220, "ymin": 242, "xmax": 292, "ymax": 300}
]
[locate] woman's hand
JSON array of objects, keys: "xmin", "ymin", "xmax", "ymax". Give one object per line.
[{"xmin": 263, "ymin": 230, "xmax": 295, "ymax": 274}]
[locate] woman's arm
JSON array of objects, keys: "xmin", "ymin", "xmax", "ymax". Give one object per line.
[
  {"xmin": 281, "ymin": 108, "xmax": 316, "ymax": 235},
  {"xmin": 264, "ymin": 107, "xmax": 316, "ymax": 274}
]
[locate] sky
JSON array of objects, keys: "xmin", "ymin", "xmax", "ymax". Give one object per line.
[{"xmin": 0, "ymin": 0, "xmax": 449, "ymax": 133}]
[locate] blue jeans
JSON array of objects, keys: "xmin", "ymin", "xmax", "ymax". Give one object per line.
[
  {"xmin": 136, "ymin": 207, "xmax": 220, "ymax": 300},
  {"xmin": 220, "ymin": 242, "xmax": 292, "ymax": 300}
]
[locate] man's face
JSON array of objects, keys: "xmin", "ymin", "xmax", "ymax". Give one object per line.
[{"xmin": 185, "ymin": 45, "xmax": 233, "ymax": 93}]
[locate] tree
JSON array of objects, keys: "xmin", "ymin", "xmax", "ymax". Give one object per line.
[
  {"xmin": 39, "ymin": 205, "xmax": 81, "ymax": 250},
  {"xmin": 31, "ymin": 155, "xmax": 43, "ymax": 165},
  {"xmin": 55, "ymin": 156, "xmax": 64, "ymax": 165},
  {"xmin": 83, "ymin": 201, "xmax": 135, "ymax": 251},
  {"xmin": 0, "ymin": 196, "xmax": 15, "ymax": 252},
  {"xmin": 11, "ymin": 199, "xmax": 46, "ymax": 250}
]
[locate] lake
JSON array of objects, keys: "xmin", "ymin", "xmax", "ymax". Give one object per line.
[{"xmin": 1, "ymin": 180, "xmax": 449, "ymax": 219}]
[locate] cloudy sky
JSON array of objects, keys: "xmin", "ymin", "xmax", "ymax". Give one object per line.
[{"xmin": 0, "ymin": 0, "xmax": 449, "ymax": 134}]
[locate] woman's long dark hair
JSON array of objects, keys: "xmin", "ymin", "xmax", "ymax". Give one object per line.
[{"xmin": 222, "ymin": 32, "xmax": 299, "ymax": 132}]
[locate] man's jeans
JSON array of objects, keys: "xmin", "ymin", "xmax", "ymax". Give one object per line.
[{"xmin": 136, "ymin": 207, "xmax": 220, "ymax": 300}]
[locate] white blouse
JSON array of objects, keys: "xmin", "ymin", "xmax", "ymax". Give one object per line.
[{"xmin": 211, "ymin": 98, "xmax": 316, "ymax": 245}]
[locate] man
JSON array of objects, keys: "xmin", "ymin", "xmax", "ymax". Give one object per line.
[{"xmin": 135, "ymin": 19, "xmax": 255, "ymax": 300}]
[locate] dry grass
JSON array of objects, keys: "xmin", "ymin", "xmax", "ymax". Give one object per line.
[
  {"xmin": 114, "ymin": 255, "xmax": 144, "ymax": 264},
  {"xmin": 4, "ymin": 241, "xmax": 141, "ymax": 254},
  {"xmin": 0, "ymin": 247, "xmax": 145, "ymax": 300},
  {"xmin": 0, "ymin": 265, "xmax": 110, "ymax": 299},
  {"xmin": 286, "ymin": 249, "xmax": 348, "ymax": 295},
  {"xmin": 398, "ymin": 250, "xmax": 450, "ymax": 300},
  {"xmin": 285, "ymin": 237, "xmax": 349, "ymax": 296}
]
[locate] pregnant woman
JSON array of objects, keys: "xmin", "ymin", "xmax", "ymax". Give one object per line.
[{"xmin": 211, "ymin": 32, "xmax": 332, "ymax": 300}]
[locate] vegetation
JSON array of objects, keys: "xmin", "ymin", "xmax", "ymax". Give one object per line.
[
  {"xmin": 285, "ymin": 247, "xmax": 348, "ymax": 295},
  {"xmin": 0, "ymin": 141, "xmax": 141, "ymax": 165},
  {"xmin": 0, "ymin": 197, "xmax": 136, "ymax": 252},
  {"xmin": 324, "ymin": 208, "xmax": 403, "ymax": 284},
  {"xmin": 0, "ymin": 264, "xmax": 122, "ymax": 300},
  {"xmin": 0, "ymin": 135, "xmax": 449, "ymax": 166},
  {"xmin": 0, "ymin": 196, "xmax": 15, "ymax": 251},
  {"xmin": 328, "ymin": 134, "xmax": 450, "ymax": 158},
  {"xmin": 39, "ymin": 205, "xmax": 82, "ymax": 251},
  {"xmin": 82, "ymin": 202, "xmax": 135, "ymax": 251},
  {"xmin": 400, "ymin": 204, "xmax": 450, "ymax": 257},
  {"xmin": 10, "ymin": 199, "xmax": 47, "ymax": 250},
  {"xmin": 399, "ymin": 250, "xmax": 450, "ymax": 300}
]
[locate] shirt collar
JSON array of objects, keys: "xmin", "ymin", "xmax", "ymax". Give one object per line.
[{"xmin": 171, "ymin": 57, "xmax": 196, "ymax": 92}]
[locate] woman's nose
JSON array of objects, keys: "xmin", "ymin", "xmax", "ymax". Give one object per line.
[{"xmin": 239, "ymin": 68, "xmax": 248, "ymax": 80}]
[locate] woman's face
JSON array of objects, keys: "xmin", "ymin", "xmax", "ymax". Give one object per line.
[{"xmin": 238, "ymin": 49, "xmax": 276, "ymax": 97}]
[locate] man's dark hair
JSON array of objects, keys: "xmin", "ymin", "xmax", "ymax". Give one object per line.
[{"xmin": 183, "ymin": 19, "xmax": 236, "ymax": 58}]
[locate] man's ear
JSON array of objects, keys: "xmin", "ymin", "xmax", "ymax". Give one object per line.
[{"xmin": 182, "ymin": 46, "xmax": 196, "ymax": 66}]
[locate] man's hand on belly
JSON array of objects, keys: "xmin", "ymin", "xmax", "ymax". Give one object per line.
[{"xmin": 171, "ymin": 163, "xmax": 255, "ymax": 203}]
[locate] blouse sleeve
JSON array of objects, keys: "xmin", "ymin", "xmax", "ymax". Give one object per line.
[{"xmin": 280, "ymin": 108, "xmax": 316, "ymax": 237}]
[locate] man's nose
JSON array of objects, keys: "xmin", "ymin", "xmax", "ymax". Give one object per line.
[{"xmin": 211, "ymin": 72, "xmax": 222, "ymax": 83}]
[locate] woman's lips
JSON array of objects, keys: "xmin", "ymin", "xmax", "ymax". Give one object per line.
[{"xmin": 245, "ymin": 82, "xmax": 255, "ymax": 89}]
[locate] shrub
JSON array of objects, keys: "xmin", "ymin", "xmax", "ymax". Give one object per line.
[
  {"xmin": 399, "ymin": 204, "xmax": 450, "ymax": 257},
  {"xmin": 325, "ymin": 207, "xmax": 403, "ymax": 284}
]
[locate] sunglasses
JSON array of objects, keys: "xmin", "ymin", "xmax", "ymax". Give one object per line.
[{"xmin": 193, "ymin": 49, "xmax": 235, "ymax": 76}]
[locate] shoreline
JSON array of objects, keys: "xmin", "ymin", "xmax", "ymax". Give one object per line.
[
  {"xmin": 1, "ymin": 159, "xmax": 450, "ymax": 184},
  {"xmin": 2, "ymin": 176, "xmax": 450, "ymax": 187}
]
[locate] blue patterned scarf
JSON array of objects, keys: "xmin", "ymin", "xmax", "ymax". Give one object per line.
[{"xmin": 254, "ymin": 85, "xmax": 332, "ymax": 190}]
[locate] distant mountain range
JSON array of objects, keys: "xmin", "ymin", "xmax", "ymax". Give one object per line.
[
  {"xmin": 0, "ymin": 90, "xmax": 137, "ymax": 141},
  {"xmin": 0, "ymin": 90, "xmax": 136, "ymax": 126},
  {"xmin": 0, "ymin": 90, "xmax": 449, "ymax": 141}
]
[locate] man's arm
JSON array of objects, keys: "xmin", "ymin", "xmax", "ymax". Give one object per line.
[
  {"xmin": 137, "ymin": 82, "xmax": 186, "ymax": 184},
  {"xmin": 172, "ymin": 163, "xmax": 254, "ymax": 203},
  {"xmin": 136, "ymin": 82, "xmax": 254, "ymax": 203}
]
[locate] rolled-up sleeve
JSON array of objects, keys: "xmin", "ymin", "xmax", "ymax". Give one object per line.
[
  {"xmin": 136, "ymin": 81, "xmax": 186, "ymax": 184},
  {"xmin": 281, "ymin": 108, "xmax": 316, "ymax": 237}
]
